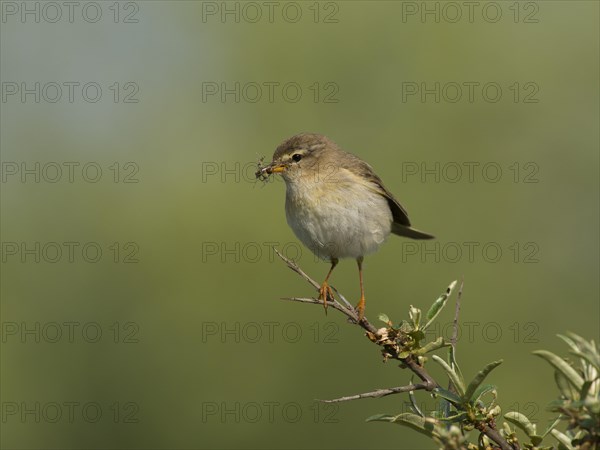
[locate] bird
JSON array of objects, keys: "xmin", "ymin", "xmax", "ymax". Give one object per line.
[{"xmin": 256, "ymin": 133, "xmax": 434, "ymax": 321}]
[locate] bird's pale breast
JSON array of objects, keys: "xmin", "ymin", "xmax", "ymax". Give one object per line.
[{"xmin": 284, "ymin": 170, "xmax": 393, "ymax": 260}]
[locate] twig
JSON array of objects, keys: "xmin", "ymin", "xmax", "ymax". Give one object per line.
[
  {"xmin": 446, "ymin": 277, "xmax": 464, "ymax": 401},
  {"xmin": 330, "ymin": 285, "xmax": 355, "ymax": 311},
  {"xmin": 275, "ymin": 249, "xmax": 378, "ymax": 334},
  {"xmin": 404, "ymin": 356, "xmax": 438, "ymax": 391},
  {"xmin": 478, "ymin": 422, "xmax": 516, "ymax": 450},
  {"xmin": 282, "ymin": 297, "xmax": 350, "ymax": 317},
  {"xmin": 319, "ymin": 383, "xmax": 428, "ymax": 403},
  {"xmin": 450, "ymin": 277, "xmax": 464, "ymax": 350},
  {"xmin": 274, "ymin": 248, "xmax": 320, "ymax": 291},
  {"xmin": 274, "ymin": 251, "xmax": 517, "ymax": 450}
]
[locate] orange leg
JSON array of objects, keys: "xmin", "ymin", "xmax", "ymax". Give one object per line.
[
  {"xmin": 318, "ymin": 258, "xmax": 338, "ymax": 314},
  {"xmin": 356, "ymin": 256, "xmax": 366, "ymax": 320}
]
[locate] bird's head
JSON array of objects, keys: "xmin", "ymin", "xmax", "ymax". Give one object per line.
[{"xmin": 256, "ymin": 133, "xmax": 340, "ymax": 183}]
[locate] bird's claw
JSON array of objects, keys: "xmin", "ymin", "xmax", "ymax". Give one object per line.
[{"xmin": 318, "ymin": 282, "xmax": 335, "ymax": 315}]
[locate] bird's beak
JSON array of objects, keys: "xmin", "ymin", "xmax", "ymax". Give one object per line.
[{"xmin": 256, "ymin": 162, "xmax": 287, "ymax": 178}]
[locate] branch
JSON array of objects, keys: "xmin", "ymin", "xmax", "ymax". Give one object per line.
[
  {"xmin": 450, "ymin": 277, "xmax": 464, "ymax": 350},
  {"xmin": 403, "ymin": 356, "xmax": 438, "ymax": 391},
  {"xmin": 319, "ymin": 383, "xmax": 428, "ymax": 403},
  {"xmin": 478, "ymin": 422, "xmax": 516, "ymax": 450},
  {"xmin": 274, "ymin": 250, "xmax": 517, "ymax": 450},
  {"xmin": 274, "ymin": 248, "xmax": 320, "ymax": 290},
  {"xmin": 275, "ymin": 249, "xmax": 378, "ymax": 334},
  {"xmin": 447, "ymin": 277, "xmax": 464, "ymax": 397}
]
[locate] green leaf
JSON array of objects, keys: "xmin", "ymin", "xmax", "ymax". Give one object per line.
[
  {"xmin": 366, "ymin": 413, "xmax": 394, "ymax": 422},
  {"xmin": 477, "ymin": 432, "xmax": 487, "ymax": 450},
  {"xmin": 555, "ymin": 370, "xmax": 579, "ymax": 400},
  {"xmin": 471, "ymin": 384, "xmax": 496, "ymax": 404},
  {"xmin": 409, "ymin": 329, "xmax": 426, "ymax": 344},
  {"xmin": 546, "ymin": 399, "xmax": 568, "ymax": 413},
  {"xmin": 378, "ymin": 313, "xmax": 391, "ymax": 325},
  {"xmin": 433, "ymin": 387, "xmax": 463, "ymax": 405},
  {"xmin": 585, "ymin": 397, "xmax": 600, "ymax": 414},
  {"xmin": 564, "ymin": 333, "xmax": 600, "ymax": 371},
  {"xmin": 551, "ymin": 429, "xmax": 574, "ymax": 450},
  {"xmin": 431, "ymin": 409, "xmax": 446, "ymax": 420},
  {"xmin": 408, "ymin": 388, "xmax": 424, "ymax": 417},
  {"xmin": 559, "ymin": 335, "xmax": 600, "ymax": 374},
  {"xmin": 579, "ymin": 416, "xmax": 597, "ymax": 429},
  {"xmin": 533, "ymin": 350, "xmax": 584, "ymax": 390},
  {"xmin": 564, "ymin": 332, "xmax": 597, "ymax": 353},
  {"xmin": 571, "ymin": 349, "xmax": 600, "ymax": 373},
  {"xmin": 414, "ymin": 337, "xmax": 448, "ymax": 356},
  {"xmin": 540, "ymin": 415, "xmax": 562, "ymax": 438},
  {"xmin": 463, "ymin": 360, "xmax": 503, "ymax": 402},
  {"xmin": 557, "ymin": 334, "xmax": 579, "ymax": 353},
  {"xmin": 448, "ymin": 345, "xmax": 464, "ymax": 386},
  {"xmin": 580, "ymin": 380, "xmax": 593, "ymax": 400},
  {"xmin": 432, "ymin": 355, "xmax": 466, "ymax": 397},
  {"xmin": 398, "ymin": 320, "xmax": 413, "ymax": 334},
  {"xmin": 530, "ymin": 435, "xmax": 544, "ymax": 446},
  {"xmin": 366, "ymin": 412, "xmax": 440, "ymax": 439},
  {"xmin": 438, "ymin": 398, "xmax": 451, "ymax": 424},
  {"xmin": 422, "ymin": 280, "xmax": 457, "ymax": 331},
  {"xmin": 409, "ymin": 305, "xmax": 421, "ymax": 329},
  {"xmin": 437, "ymin": 411, "xmax": 468, "ymax": 423},
  {"xmin": 505, "ymin": 411, "xmax": 536, "ymax": 437}
]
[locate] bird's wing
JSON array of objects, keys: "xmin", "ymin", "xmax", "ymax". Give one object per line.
[
  {"xmin": 343, "ymin": 153, "xmax": 435, "ymax": 239},
  {"xmin": 343, "ymin": 154, "xmax": 411, "ymax": 226}
]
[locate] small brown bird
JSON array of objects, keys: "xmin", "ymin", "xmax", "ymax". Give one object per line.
[{"xmin": 257, "ymin": 133, "xmax": 434, "ymax": 320}]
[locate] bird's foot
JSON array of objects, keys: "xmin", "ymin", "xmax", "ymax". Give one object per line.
[
  {"xmin": 318, "ymin": 281, "xmax": 335, "ymax": 315},
  {"xmin": 355, "ymin": 295, "xmax": 365, "ymax": 321}
]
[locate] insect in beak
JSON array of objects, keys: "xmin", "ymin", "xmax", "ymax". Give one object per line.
[{"xmin": 255, "ymin": 162, "xmax": 286, "ymax": 179}]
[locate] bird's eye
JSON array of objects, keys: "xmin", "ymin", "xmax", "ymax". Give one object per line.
[{"xmin": 292, "ymin": 154, "xmax": 302, "ymax": 162}]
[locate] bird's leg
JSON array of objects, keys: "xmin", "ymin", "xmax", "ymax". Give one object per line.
[
  {"xmin": 355, "ymin": 256, "xmax": 366, "ymax": 320},
  {"xmin": 318, "ymin": 258, "xmax": 338, "ymax": 314}
]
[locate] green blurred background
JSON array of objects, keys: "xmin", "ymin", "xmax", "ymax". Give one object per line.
[{"xmin": 1, "ymin": 1, "xmax": 598, "ymax": 449}]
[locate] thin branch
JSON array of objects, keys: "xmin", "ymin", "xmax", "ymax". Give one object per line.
[
  {"xmin": 275, "ymin": 249, "xmax": 378, "ymax": 334},
  {"xmin": 447, "ymin": 277, "xmax": 464, "ymax": 399},
  {"xmin": 274, "ymin": 248, "xmax": 320, "ymax": 290},
  {"xmin": 282, "ymin": 297, "xmax": 349, "ymax": 316},
  {"xmin": 450, "ymin": 277, "xmax": 464, "ymax": 350},
  {"xmin": 319, "ymin": 383, "xmax": 428, "ymax": 403},
  {"xmin": 330, "ymin": 285, "xmax": 355, "ymax": 311},
  {"xmin": 404, "ymin": 356, "xmax": 438, "ymax": 391},
  {"xmin": 478, "ymin": 423, "xmax": 517, "ymax": 450},
  {"xmin": 274, "ymin": 251, "xmax": 517, "ymax": 450}
]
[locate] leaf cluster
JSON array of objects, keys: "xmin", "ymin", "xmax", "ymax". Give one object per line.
[{"xmin": 364, "ymin": 283, "xmax": 599, "ymax": 450}]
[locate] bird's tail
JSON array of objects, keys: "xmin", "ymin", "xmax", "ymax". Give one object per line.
[{"xmin": 392, "ymin": 223, "xmax": 435, "ymax": 240}]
